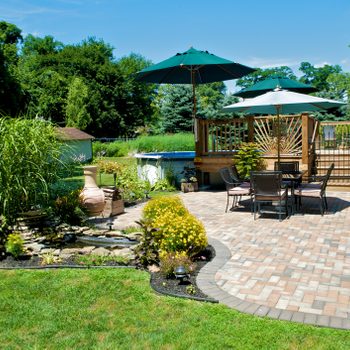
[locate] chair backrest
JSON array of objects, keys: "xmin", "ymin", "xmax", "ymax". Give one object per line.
[
  {"xmin": 228, "ymin": 165, "xmax": 241, "ymax": 183},
  {"xmin": 321, "ymin": 163, "xmax": 334, "ymax": 191},
  {"xmin": 219, "ymin": 167, "xmax": 235, "ymax": 189},
  {"xmin": 274, "ymin": 161, "xmax": 299, "ymax": 173},
  {"xmin": 251, "ymin": 171, "xmax": 282, "ymax": 196}
]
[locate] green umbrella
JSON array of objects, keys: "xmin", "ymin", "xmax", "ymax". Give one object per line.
[
  {"xmin": 136, "ymin": 47, "xmax": 255, "ymax": 124},
  {"xmin": 234, "ymin": 76, "xmax": 318, "ymax": 98}
]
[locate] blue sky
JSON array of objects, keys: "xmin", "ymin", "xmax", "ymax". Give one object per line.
[{"xmin": 1, "ymin": 0, "xmax": 350, "ymax": 92}]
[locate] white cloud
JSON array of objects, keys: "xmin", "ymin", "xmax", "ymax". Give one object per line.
[
  {"xmin": 244, "ymin": 56, "xmax": 299, "ymax": 69},
  {"xmin": 314, "ymin": 61, "xmax": 330, "ymax": 68}
]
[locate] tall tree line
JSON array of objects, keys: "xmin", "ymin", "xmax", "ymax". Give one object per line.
[{"xmin": 0, "ymin": 21, "xmax": 349, "ymax": 137}]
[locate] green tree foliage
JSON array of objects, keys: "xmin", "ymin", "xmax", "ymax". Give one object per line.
[
  {"xmin": 299, "ymin": 62, "xmax": 342, "ymax": 92},
  {"xmin": 118, "ymin": 53, "xmax": 157, "ymax": 134},
  {"xmin": 65, "ymin": 77, "xmax": 91, "ymax": 129},
  {"xmin": 236, "ymin": 66, "xmax": 296, "ymax": 89},
  {"xmin": 154, "ymin": 82, "xmax": 232, "ymax": 132},
  {"xmin": 0, "ymin": 21, "xmax": 24, "ymax": 115},
  {"xmin": 155, "ymin": 84, "xmax": 194, "ymax": 133},
  {"xmin": 19, "ymin": 35, "xmax": 155, "ymax": 136},
  {"xmin": 21, "ymin": 34, "xmax": 63, "ymax": 56},
  {"xmin": 299, "ymin": 62, "xmax": 346, "ymax": 121}
]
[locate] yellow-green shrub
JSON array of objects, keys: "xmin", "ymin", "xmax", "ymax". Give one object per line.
[
  {"xmin": 136, "ymin": 195, "xmax": 208, "ymax": 266},
  {"xmin": 142, "ymin": 196, "xmax": 188, "ymax": 223},
  {"xmin": 5, "ymin": 232, "xmax": 24, "ymax": 258},
  {"xmin": 153, "ymin": 211, "xmax": 207, "ymax": 257}
]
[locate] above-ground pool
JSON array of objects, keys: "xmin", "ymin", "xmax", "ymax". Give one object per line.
[{"xmin": 135, "ymin": 151, "xmax": 195, "ymax": 186}]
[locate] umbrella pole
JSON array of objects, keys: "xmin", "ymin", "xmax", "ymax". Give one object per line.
[
  {"xmin": 276, "ymin": 105, "xmax": 281, "ymax": 166},
  {"xmin": 191, "ymin": 70, "xmax": 199, "ymax": 144}
]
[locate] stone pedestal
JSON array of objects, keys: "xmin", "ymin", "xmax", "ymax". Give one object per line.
[
  {"xmin": 102, "ymin": 187, "xmax": 124, "ymax": 217},
  {"xmin": 181, "ymin": 182, "xmax": 199, "ymax": 193}
]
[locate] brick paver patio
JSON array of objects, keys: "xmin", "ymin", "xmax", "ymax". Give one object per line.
[{"xmin": 114, "ymin": 189, "xmax": 350, "ymax": 329}]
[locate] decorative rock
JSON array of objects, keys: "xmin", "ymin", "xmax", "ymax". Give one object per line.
[
  {"xmin": 53, "ymin": 249, "xmax": 61, "ymax": 256},
  {"xmin": 91, "ymin": 247, "xmax": 110, "ymax": 256},
  {"xmin": 80, "ymin": 246, "xmax": 95, "ymax": 254},
  {"xmin": 60, "ymin": 248, "xmax": 83, "ymax": 255},
  {"xmin": 40, "ymin": 248, "xmax": 56, "ymax": 255},
  {"xmin": 110, "ymin": 248, "xmax": 133, "ymax": 258},
  {"xmin": 148, "ymin": 264, "xmax": 160, "ymax": 273},
  {"xmin": 25, "ymin": 242, "xmax": 46, "ymax": 254}
]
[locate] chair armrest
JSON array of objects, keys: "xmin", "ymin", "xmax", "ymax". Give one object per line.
[{"xmin": 305, "ymin": 175, "xmax": 325, "ymax": 183}]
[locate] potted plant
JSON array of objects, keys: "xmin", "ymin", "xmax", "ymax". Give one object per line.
[{"xmin": 180, "ymin": 165, "xmax": 198, "ymax": 193}]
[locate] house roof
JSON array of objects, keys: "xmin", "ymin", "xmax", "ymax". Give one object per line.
[{"xmin": 56, "ymin": 127, "xmax": 94, "ymax": 141}]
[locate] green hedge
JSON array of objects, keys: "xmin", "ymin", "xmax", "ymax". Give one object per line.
[{"xmin": 93, "ymin": 133, "xmax": 194, "ymax": 157}]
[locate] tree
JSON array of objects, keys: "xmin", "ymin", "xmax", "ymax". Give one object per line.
[
  {"xmin": 65, "ymin": 77, "xmax": 91, "ymax": 129},
  {"xmin": 21, "ymin": 34, "xmax": 63, "ymax": 56},
  {"xmin": 299, "ymin": 62, "xmax": 342, "ymax": 92},
  {"xmin": 0, "ymin": 21, "xmax": 23, "ymax": 115},
  {"xmin": 155, "ymin": 84, "xmax": 194, "ymax": 133},
  {"xmin": 236, "ymin": 66, "xmax": 296, "ymax": 89},
  {"xmin": 299, "ymin": 62, "xmax": 346, "ymax": 121},
  {"xmin": 117, "ymin": 53, "xmax": 156, "ymax": 135}
]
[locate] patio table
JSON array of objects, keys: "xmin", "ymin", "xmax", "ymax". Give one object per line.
[{"xmin": 281, "ymin": 171, "xmax": 306, "ymax": 214}]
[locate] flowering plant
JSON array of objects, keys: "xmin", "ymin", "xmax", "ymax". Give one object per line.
[{"xmin": 180, "ymin": 165, "xmax": 197, "ymax": 183}]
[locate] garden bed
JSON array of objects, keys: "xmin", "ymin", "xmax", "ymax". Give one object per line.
[{"xmin": 150, "ymin": 245, "xmax": 217, "ymax": 302}]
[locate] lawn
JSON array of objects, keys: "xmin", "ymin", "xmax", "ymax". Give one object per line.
[{"xmin": 0, "ymin": 269, "xmax": 349, "ymax": 350}]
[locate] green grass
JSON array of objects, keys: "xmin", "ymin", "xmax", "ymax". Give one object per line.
[
  {"xmin": 93, "ymin": 133, "xmax": 195, "ymax": 157},
  {"xmin": 0, "ymin": 269, "xmax": 349, "ymax": 349}
]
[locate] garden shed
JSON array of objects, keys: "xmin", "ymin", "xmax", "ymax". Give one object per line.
[{"xmin": 56, "ymin": 127, "xmax": 94, "ymax": 162}]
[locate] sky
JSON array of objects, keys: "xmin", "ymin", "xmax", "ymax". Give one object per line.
[{"xmin": 1, "ymin": 0, "xmax": 350, "ymax": 92}]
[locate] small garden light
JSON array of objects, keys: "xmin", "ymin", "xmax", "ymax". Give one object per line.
[
  {"xmin": 107, "ymin": 218, "xmax": 114, "ymax": 231},
  {"xmin": 174, "ymin": 265, "xmax": 189, "ymax": 284}
]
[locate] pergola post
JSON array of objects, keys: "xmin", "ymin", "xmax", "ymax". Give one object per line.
[{"xmin": 302, "ymin": 113, "xmax": 311, "ymax": 175}]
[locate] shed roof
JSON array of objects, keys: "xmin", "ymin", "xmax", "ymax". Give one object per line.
[{"xmin": 56, "ymin": 127, "xmax": 94, "ymax": 141}]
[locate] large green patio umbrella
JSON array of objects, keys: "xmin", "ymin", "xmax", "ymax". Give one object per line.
[
  {"xmin": 223, "ymin": 88, "xmax": 345, "ymax": 165},
  {"xmin": 135, "ymin": 47, "xmax": 255, "ymax": 141},
  {"xmin": 234, "ymin": 76, "xmax": 318, "ymax": 99}
]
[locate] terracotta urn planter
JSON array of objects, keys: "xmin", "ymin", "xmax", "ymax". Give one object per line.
[{"xmin": 81, "ymin": 166, "xmax": 105, "ymax": 216}]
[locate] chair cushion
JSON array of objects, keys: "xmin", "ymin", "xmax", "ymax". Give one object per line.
[
  {"xmin": 228, "ymin": 187, "xmax": 250, "ymax": 196},
  {"xmin": 295, "ymin": 184, "xmax": 322, "ymax": 197},
  {"xmin": 255, "ymin": 191, "xmax": 287, "ymax": 201}
]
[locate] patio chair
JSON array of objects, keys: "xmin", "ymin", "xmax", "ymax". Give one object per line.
[
  {"xmin": 274, "ymin": 161, "xmax": 299, "ymax": 172},
  {"xmin": 250, "ymin": 171, "xmax": 288, "ymax": 221},
  {"xmin": 219, "ymin": 167, "xmax": 251, "ymax": 212},
  {"xmin": 294, "ymin": 163, "xmax": 334, "ymax": 215}
]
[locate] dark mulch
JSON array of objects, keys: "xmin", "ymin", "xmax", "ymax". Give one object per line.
[{"xmin": 150, "ymin": 245, "xmax": 217, "ymax": 302}]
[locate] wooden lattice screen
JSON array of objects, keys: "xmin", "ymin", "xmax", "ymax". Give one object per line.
[
  {"xmin": 204, "ymin": 119, "xmax": 248, "ymax": 154},
  {"xmin": 254, "ymin": 115, "xmax": 302, "ymax": 156}
]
